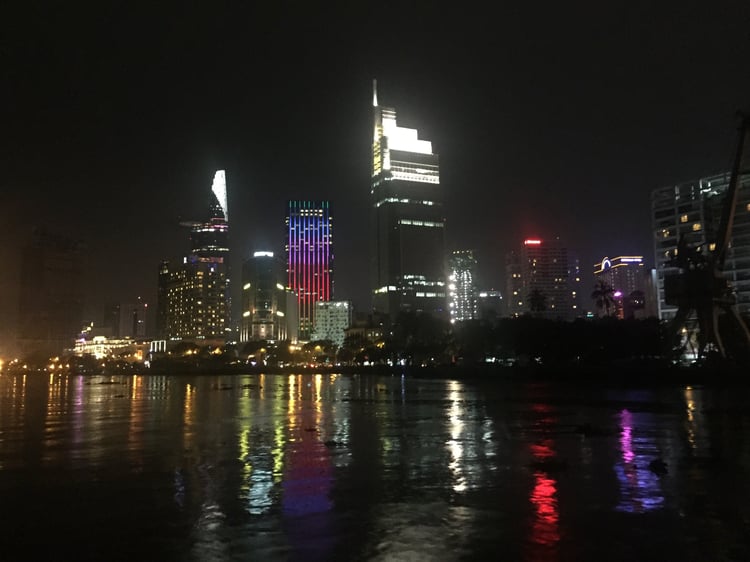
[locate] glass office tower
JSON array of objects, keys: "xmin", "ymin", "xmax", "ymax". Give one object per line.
[
  {"xmin": 370, "ymin": 80, "xmax": 447, "ymax": 322},
  {"xmin": 159, "ymin": 170, "xmax": 231, "ymax": 342}
]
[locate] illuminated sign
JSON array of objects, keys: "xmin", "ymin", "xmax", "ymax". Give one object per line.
[{"xmin": 524, "ymin": 239, "xmax": 542, "ymax": 246}]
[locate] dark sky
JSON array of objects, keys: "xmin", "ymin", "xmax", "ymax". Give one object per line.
[{"xmin": 2, "ymin": 1, "xmax": 750, "ymax": 344}]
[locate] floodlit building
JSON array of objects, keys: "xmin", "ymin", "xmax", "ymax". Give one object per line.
[
  {"xmin": 651, "ymin": 171, "xmax": 750, "ymax": 320},
  {"xmin": 505, "ymin": 238, "xmax": 580, "ymax": 321},
  {"xmin": 311, "ymin": 301, "xmax": 352, "ymax": 347},
  {"xmin": 158, "ymin": 170, "xmax": 231, "ymax": 343},
  {"xmin": 286, "ymin": 200, "xmax": 333, "ymax": 341},
  {"xmin": 448, "ymin": 250, "xmax": 478, "ymax": 323},
  {"xmin": 370, "ymin": 80, "xmax": 447, "ymax": 322},
  {"xmin": 593, "ymin": 255, "xmax": 647, "ymax": 318},
  {"xmin": 240, "ymin": 251, "xmax": 298, "ymax": 342}
]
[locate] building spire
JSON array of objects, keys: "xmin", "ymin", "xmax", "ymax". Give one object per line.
[{"xmin": 372, "ymin": 78, "xmax": 378, "ymax": 107}]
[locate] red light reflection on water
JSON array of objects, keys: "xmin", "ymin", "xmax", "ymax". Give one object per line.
[
  {"xmin": 526, "ymin": 404, "xmax": 561, "ymax": 558},
  {"xmin": 531, "ymin": 469, "xmax": 560, "ymax": 542}
]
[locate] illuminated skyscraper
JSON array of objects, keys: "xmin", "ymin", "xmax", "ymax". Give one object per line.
[
  {"xmin": 159, "ymin": 170, "xmax": 231, "ymax": 342},
  {"xmin": 448, "ymin": 250, "xmax": 478, "ymax": 323},
  {"xmin": 594, "ymin": 256, "xmax": 645, "ymax": 295},
  {"xmin": 371, "ymin": 80, "xmax": 447, "ymax": 322},
  {"xmin": 505, "ymin": 238, "xmax": 580, "ymax": 321},
  {"xmin": 240, "ymin": 251, "xmax": 298, "ymax": 342},
  {"xmin": 594, "ymin": 255, "xmax": 647, "ymax": 318},
  {"xmin": 285, "ymin": 200, "xmax": 333, "ymax": 341}
]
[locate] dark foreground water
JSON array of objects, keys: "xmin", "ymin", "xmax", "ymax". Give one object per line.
[{"xmin": 1, "ymin": 371, "xmax": 749, "ymax": 561}]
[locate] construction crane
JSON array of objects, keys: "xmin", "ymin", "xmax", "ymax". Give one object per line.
[{"xmin": 664, "ymin": 113, "xmax": 750, "ymax": 364}]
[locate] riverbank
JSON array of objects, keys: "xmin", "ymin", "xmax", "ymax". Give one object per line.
[{"xmin": 141, "ymin": 359, "xmax": 747, "ymax": 386}]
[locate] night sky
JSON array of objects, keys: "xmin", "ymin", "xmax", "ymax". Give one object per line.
[{"xmin": 2, "ymin": 2, "xmax": 750, "ymax": 346}]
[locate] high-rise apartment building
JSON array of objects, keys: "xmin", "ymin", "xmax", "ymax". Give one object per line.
[
  {"xmin": 448, "ymin": 250, "xmax": 478, "ymax": 323},
  {"xmin": 158, "ymin": 170, "xmax": 231, "ymax": 343},
  {"xmin": 651, "ymin": 171, "xmax": 750, "ymax": 320},
  {"xmin": 594, "ymin": 256, "xmax": 645, "ymax": 296},
  {"xmin": 285, "ymin": 200, "xmax": 333, "ymax": 341},
  {"xmin": 311, "ymin": 301, "xmax": 352, "ymax": 348},
  {"xmin": 17, "ymin": 227, "xmax": 86, "ymax": 358},
  {"xmin": 370, "ymin": 80, "xmax": 447, "ymax": 322},
  {"xmin": 505, "ymin": 238, "xmax": 580, "ymax": 321},
  {"xmin": 240, "ymin": 251, "xmax": 298, "ymax": 342},
  {"xmin": 594, "ymin": 255, "xmax": 647, "ymax": 318}
]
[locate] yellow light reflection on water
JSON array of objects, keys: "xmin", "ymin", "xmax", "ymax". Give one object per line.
[
  {"xmin": 684, "ymin": 385, "xmax": 696, "ymax": 450},
  {"xmin": 446, "ymin": 380, "xmax": 466, "ymax": 493}
]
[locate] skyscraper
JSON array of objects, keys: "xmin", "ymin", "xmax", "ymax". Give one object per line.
[
  {"xmin": 311, "ymin": 301, "xmax": 352, "ymax": 348},
  {"xmin": 651, "ymin": 171, "xmax": 750, "ymax": 320},
  {"xmin": 240, "ymin": 251, "xmax": 298, "ymax": 342},
  {"xmin": 17, "ymin": 227, "xmax": 85, "ymax": 358},
  {"xmin": 158, "ymin": 170, "xmax": 231, "ymax": 343},
  {"xmin": 594, "ymin": 255, "xmax": 647, "ymax": 318},
  {"xmin": 285, "ymin": 200, "xmax": 333, "ymax": 341},
  {"xmin": 370, "ymin": 80, "xmax": 447, "ymax": 322},
  {"xmin": 505, "ymin": 238, "xmax": 580, "ymax": 321},
  {"xmin": 448, "ymin": 250, "xmax": 478, "ymax": 323}
]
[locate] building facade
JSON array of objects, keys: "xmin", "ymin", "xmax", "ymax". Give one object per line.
[
  {"xmin": 370, "ymin": 80, "xmax": 447, "ymax": 322},
  {"xmin": 158, "ymin": 170, "xmax": 231, "ymax": 343},
  {"xmin": 476, "ymin": 290, "xmax": 504, "ymax": 321},
  {"xmin": 593, "ymin": 255, "xmax": 647, "ymax": 318},
  {"xmin": 17, "ymin": 227, "xmax": 86, "ymax": 358},
  {"xmin": 285, "ymin": 200, "xmax": 333, "ymax": 341},
  {"xmin": 116, "ymin": 301, "xmax": 148, "ymax": 338},
  {"xmin": 240, "ymin": 251, "xmax": 298, "ymax": 342},
  {"xmin": 505, "ymin": 238, "xmax": 579, "ymax": 321},
  {"xmin": 651, "ymin": 171, "xmax": 750, "ymax": 321},
  {"xmin": 448, "ymin": 250, "xmax": 478, "ymax": 323},
  {"xmin": 311, "ymin": 301, "xmax": 352, "ymax": 348}
]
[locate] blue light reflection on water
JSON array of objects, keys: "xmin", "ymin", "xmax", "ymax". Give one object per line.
[{"xmin": 1, "ymin": 372, "xmax": 750, "ymax": 561}]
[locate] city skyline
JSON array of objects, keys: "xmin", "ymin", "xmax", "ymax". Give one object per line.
[{"xmin": 2, "ymin": 3, "xmax": 750, "ymax": 349}]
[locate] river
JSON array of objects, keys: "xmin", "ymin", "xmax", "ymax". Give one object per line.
[{"xmin": 1, "ymin": 371, "xmax": 748, "ymax": 561}]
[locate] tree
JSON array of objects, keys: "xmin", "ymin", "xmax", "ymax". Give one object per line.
[
  {"xmin": 623, "ymin": 290, "xmax": 646, "ymax": 319},
  {"xmin": 591, "ymin": 280, "xmax": 617, "ymax": 317},
  {"xmin": 528, "ymin": 288, "xmax": 547, "ymax": 315}
]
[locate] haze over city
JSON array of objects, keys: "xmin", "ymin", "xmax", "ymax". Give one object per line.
[{"xmin": 2, "ymin": 1, "xmax": 750, "ymax": 345}]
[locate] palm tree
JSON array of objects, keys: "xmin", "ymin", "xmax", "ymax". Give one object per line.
[
  {"xmin": 528, "ymin": 288, "xmax": 547, "ymax": 316},
  {"xmin": 591, "ymin": 280, "xmax": 616, "ymax": 317}
]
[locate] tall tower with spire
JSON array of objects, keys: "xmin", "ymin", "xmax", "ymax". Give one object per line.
[
  {"xmin": 158, "ymin": 170, "xmax": 231, "ymax": 343},
  {"xmin": 370, "ymin": 81, "xmax": 447, "ymax": 322}
]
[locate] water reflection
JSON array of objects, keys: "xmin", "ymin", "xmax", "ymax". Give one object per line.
[
  {"xmin": 526, "ymin": 401, "xmax": 561, "ymax": 560},
  {"xmin": 614, "ymin": 408, "xmax": 665, "ymax": 513},
  {"xmin": 1, "ymin": 372, "xmax": 750, "ymax": 560}
]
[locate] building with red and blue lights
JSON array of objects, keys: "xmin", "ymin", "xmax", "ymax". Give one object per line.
[{"xmin": 285, "ymin": 200, "xmax": 333, "ymax": 341}]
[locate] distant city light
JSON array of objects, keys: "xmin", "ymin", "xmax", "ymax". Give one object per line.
[{"xmin": 524, "ymin": 239, "xmax": 542, "ymax": 245}]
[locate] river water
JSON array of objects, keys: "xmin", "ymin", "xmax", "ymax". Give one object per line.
[{"xmin": 1, "ymin": 371, "xmax": 749, "ymax": 561}]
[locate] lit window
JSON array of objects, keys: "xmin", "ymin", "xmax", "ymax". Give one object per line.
[
  {"xmin": 692, "ymin": 223, "xmax": 701, "ymax": 231},
  {"xmin": 680, "ymin": 214, "xmax": 688, "ymax": 223}
]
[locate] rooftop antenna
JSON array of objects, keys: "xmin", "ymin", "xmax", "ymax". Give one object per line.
[{"xmin": 372, "ymin": 78, "xmax": 378, "ymax": 107}]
